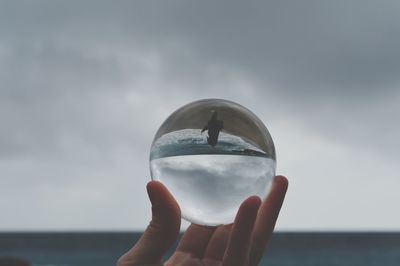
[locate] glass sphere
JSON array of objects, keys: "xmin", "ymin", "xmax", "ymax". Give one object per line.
[{"xmin": 149, "ymin": 99, "xmax": 276, "ymax": 226}]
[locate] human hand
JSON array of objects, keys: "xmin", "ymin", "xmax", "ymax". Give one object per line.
[{"xmin": 118, "ymin": 175, "xmax": 288, "ymax": 266}]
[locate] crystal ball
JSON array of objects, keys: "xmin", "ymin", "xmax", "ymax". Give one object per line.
[{"xmin": 149, "ymin": 99, "xmax": 276, "ymax": 226}]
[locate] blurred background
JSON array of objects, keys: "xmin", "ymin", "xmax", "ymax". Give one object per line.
[{"xmin": 1, "ymin": 1, "xmax": 399, "ymax": 265}]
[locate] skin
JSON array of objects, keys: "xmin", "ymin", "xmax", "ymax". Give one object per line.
[{"xmin": 118, "ymin": 175, "xmax": 288, "ymax": 266}]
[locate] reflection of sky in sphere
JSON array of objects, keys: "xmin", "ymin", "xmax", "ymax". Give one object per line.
[{"xmin": 151, "ymin": 154, "xmax": 275, "ymax": 225}]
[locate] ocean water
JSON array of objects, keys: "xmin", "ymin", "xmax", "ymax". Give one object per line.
[
  {"xmin": 150, "ymin": 154, "xmax": 275, "ymax": 226},
  {"xmin": 1, "ymin": 232, "xmax": 400, "ymax": 266},
  {"xmin": 150, "ymin": 129, "xmax": 271, "ymax": 160}
]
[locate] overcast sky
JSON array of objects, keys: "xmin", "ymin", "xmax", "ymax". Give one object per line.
[{"xmin": 1, "ymin": 0, "xmax": 400, "ymax": 231}]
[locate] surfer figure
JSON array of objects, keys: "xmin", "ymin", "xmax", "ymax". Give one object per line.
[{"xmin": 201, "ymin": 111, "xmax": 223, "ymax": 146}]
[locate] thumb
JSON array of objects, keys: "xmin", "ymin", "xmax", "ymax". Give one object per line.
[{"xmin": 118, "ymin": 181, "xmax": 181, "ymax": 266}]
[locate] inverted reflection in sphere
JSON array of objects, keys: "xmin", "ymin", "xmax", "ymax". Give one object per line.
[{"xmin": 150, "ymin": 99, "xmax": 276, "ymax": 226}]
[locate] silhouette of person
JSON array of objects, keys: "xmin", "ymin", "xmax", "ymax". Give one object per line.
[{"xmin": 201, "ymin": 111, "xmax": 223, "ymax": 146}]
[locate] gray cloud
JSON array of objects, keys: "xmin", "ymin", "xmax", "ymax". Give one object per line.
[{"xmin": 0, "ymin": 0, "xmax": 399, "ymax": 230}]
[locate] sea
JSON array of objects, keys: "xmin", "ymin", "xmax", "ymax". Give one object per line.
[{"xmin": 1, "ymin": 232, "xmax": 399, "ymax": 266}]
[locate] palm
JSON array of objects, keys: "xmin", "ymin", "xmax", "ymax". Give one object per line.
[{"xmin": 166, "ymin": 224, "xmax": 238, "ymax": 266}]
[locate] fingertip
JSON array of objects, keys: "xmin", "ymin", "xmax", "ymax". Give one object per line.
[
  {"xmin": 274, "ymin": 175, "xmax": 289, "ymax": 191},
  {"xmin": 146, "ymin": 181, "xmax": 161, "ymax": 205},
  {"xmin": 243, "ymin": 195, "xmax": 262, "ymax": 210},
  {"xmin": 236, "ymin": 195, "xmax": 262, "ymax": 224},
  {"xmin": 147, "ymin": 180, "xmax": 175, "ymax": 206},
  {"xmin": 146, "ymin": 180, "xmax": 163, "ymax": 194}
]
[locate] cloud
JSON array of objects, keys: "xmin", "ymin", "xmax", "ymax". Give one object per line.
[
  {"xmin": 0, "ymin": 0, "xmax": 399, "ymax": 230},
  {"xmin": 151, "ymin": 154, "xmax": 274, "ymax": 225}
]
